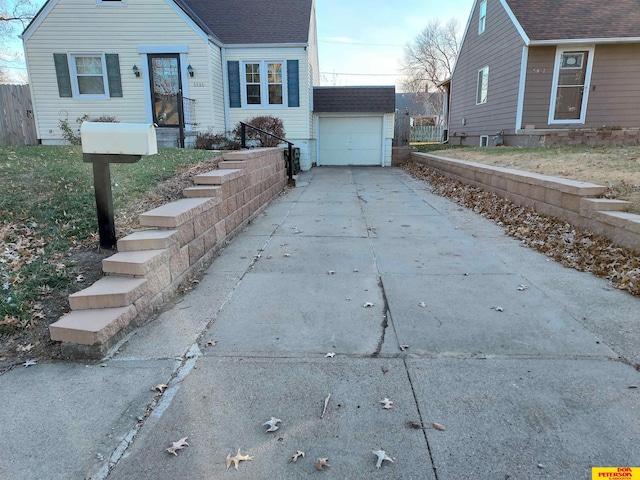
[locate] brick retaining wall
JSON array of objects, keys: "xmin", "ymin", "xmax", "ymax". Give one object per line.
[{"xmin": 411, "ymin": 152, "xmax": 640, "ymax": 252}]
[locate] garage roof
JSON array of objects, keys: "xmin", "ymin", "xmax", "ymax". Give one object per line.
[{"xmin": 313, "ymin": 87, "xmax": 396, "ymax": 113}]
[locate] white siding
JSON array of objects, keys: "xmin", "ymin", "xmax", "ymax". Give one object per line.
[
  {"xmin": 208, "ymin": 45, "xmax": 226, "ymax": 134},
  {"xmin": 24, "ymin": 0, "xmax": 217, "ymax": 142},
  {"xmin": 226, "ymin": 47, "xmax": 313, "ymax": 169}
]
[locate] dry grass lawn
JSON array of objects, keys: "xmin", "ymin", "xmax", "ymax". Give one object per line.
[{"xmin": 429, "ymin": 146, "xmax": 640, "ymax": 214}]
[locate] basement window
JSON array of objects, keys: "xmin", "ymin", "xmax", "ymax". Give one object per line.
[{"xmin": 480, "ymin": 135, "xmax": 489, "ymax": 147}]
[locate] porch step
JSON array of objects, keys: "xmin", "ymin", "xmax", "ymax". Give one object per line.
[
  {"xmin": 183, "ymin": 185, "xmax": 222, "ymax": 198},
  {"xmin": 102, "ymin": 249, "xmax": 167, "ymax": 276},
  {"xmin": 117, "ymin": 229, "xmax": 179, "ymax": 252},
  {"xmin": 69, "ymin": 276, "xmax": 148, "ymax": 310},
  {"xmin": 193, "ymin": 169, "xmax": 243, "ymax": 185},
  {"xmin": 139, "ymin": 197, "xmax": 217, "ymax": 228},
  {"xmin": 49, "ymin": 305, "xmax": 138, "ymax": 346}
]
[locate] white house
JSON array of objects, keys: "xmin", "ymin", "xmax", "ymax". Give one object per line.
[{"xmin": 21, "ymin": 0, "xmax": 320, "ymax": 169}]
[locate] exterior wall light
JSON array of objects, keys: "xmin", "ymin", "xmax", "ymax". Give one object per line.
[
  {"xmin": 132, "ymin": 65, "xmax": 140, "ymax": 78},
  {"xmin": 187, "ymin": 64, "xmax": 194, "ymax": 77}
]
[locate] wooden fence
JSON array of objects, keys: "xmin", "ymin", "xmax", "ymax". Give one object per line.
[
  {"xmin": 410, "ymin": 125, "xmax": 443, "ymax": 143},
  {"xmin": 393, "ymin": 110, "xmax": 411, "ymax": 146},
  {"xmin": 0, "ymin": 85, "xmax": 37, "ymax": 146}
]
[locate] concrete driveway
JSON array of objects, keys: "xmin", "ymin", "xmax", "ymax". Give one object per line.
[{"xmin": 1, "ymin": 166, "xmax": 639, "ymax": 479}]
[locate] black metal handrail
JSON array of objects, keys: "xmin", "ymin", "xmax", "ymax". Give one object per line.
[{"xmin": 240, "ymin": 121, "xmax": 294, "ymax": 182}]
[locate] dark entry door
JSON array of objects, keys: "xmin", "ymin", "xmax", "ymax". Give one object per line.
[{"xmin": 148, "ymin": 54, "xmax": 182, "ymax": 127}]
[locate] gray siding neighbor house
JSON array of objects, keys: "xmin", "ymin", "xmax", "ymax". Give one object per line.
[{"xmin": 447, "ymin": 0, "xmax": 640, "ymax": 147}]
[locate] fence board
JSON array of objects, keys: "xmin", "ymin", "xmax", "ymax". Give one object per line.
[
  {"xmin": 410, "ymin": 125, "xmax": 443, "ymax": 143},
  {"xmin": 0, "ymin": 85, "xmax": 37, "ymax": 146},
  {"xmin": 393, "ymin": 110, "xmax": 411, "ymax": 146}
]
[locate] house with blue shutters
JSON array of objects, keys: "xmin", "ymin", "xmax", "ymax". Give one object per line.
[{"xmin": 22, "ymin": 0, "xmax": 319, "ymax": 169}]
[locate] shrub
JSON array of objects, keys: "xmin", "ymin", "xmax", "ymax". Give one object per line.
[
  {"xmin": 58, "ymin": 115, "xmax": 120, "ymax": 145},
  {"xmin": 194, "ymin": 130, "xmax": 241, "ymax": 150},
  {"xmin": 232, "ymin": 115, "xmax": 285, "ymax": 147}
]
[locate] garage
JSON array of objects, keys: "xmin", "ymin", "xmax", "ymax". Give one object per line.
[{"xmin": 313, "ymin": 86, "xmax": 395, "ymax": 167}]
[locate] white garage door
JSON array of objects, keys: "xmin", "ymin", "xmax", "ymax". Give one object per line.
[{"xmin": 318, "ymin": 116, "xmax": 383, "ymax": 166}]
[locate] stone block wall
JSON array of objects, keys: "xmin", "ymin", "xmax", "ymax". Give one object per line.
[{"xmin": 411, "ymin": 152, "xmax": 640, "ymax": 252}]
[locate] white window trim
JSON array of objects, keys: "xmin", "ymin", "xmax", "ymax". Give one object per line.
[
  {"xmin": 480, "ymin": 135, "xmax": 489, "ymax": 146},
  {"xmin": 548, "ymin": 45, "xmax": 595, "ymax": 125},
  {"xmin": 240, "ymin": 60, "xmax": 288, "ymax": 108},
  {"xmin": 478, "ymin": 0, "xmax": 487, "ymax": 34},
  {"xmin": 69, "ymin": 53, "xmax": 109, "ymax": 100},
  {"xmin": 476, "ymin": 66, "xmax": 489, "ymax": 105}
]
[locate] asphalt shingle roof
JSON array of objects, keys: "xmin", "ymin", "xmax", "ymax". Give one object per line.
[
  {"xmin": 505, "ymin": 0, "xmax": 640, "ymax": 41},
  {"xmin": 177, "ymin": 0, "xmax": 313, "ymax": 44},
  {"xmin": 313, "ymin": 87, "xmax": 396, "ymax": 113}
]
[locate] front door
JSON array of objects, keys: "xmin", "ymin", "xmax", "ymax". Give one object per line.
[{"xmin": 148, "ymin": 54, "xmax": 182, "ymax": 127}]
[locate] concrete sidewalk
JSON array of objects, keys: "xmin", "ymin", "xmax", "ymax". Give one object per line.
[{"xmin": 1, "ymin": 167, "xmax": 639, "ymax": 479}]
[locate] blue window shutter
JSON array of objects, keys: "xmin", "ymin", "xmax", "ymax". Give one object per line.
[
  {"xmin": 228, "ymin": 61, "xmax": 241, "ymax": 108},
  {"xmin": 105, "ymin": 54, "xmax": 122, "ymax": 97},
  {"xmin": 287, "ymin": 60, "xmax": 299, "ymax": 107},
  {"xmin": 53, "ymin": 54, "xmax": 72, "ymax": 98}
]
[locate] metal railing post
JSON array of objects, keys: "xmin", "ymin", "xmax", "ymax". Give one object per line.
[
  {"xmin": 241, "ymin": 123, "xmax": 247, "ymax": 148},
  {"xmin": 177, "ymin": 89, "xmax": 185, "ymax": 148},
  {"xmin": 287, "ymin": 142, "xmax": 293, "ymax": 181}
]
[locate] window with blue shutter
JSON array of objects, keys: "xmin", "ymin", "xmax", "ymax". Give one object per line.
[
  {"xmin": 287, "ymin": 60, "xmax": 299, "ymax": 107},
  {"xmin": 228, "ymin": 61, "xmax": 241, "ymax": 108},
  {"xmin": 53, "ymin": 54, "xmax": 72, "ymax": 98},
  {"xmin": 105, "ymin": 54, "xmax": 122, "ymax": 98}
]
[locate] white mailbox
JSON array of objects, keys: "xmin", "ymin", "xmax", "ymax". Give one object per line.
[{"xmin": 81, "ymin": 122, "xmax": 157, "ymax": 155}]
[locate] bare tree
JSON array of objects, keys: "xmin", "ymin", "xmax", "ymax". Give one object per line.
[
  {"xmin": 0, "ymin": 0, "xmax": 38, "ymax": 83},
  {"xmin": 401, "ymin": 19, "xmax": 461, "ymax": 124}
]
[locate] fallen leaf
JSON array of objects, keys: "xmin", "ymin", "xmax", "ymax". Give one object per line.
[
  {"xmin": 380, "ymin": 397, "xmax": 394, "ymax": 409},
  {"xmin": 399, "ymin": 344, "xmax": 410, "ymax": 351},
  {"xmin": 23, "ymin": 360, "xmax": 37, "ymax": 367},
  {"xmin": 263, "ymin": 417, "xmax": 282, "ymax": 432},
  {"xmin": 372, "ymin": 449, "xmax": 394, "ymax": 469},
  {"xmin": 284, "ymin": 253, "xmax": 291, "ymax": 257},
  {"xmin": 151, "ymin": 384, "xmax": 168, "ymax": 393},
  {"xmin": 327, "ymin": 270, "xmax": 336, "ymax": 275},
  {"xmin": 517, "ymin": 284, "xmax": 528, "ymax": 291},
  {"xmin": 291, "ymin": 450, "xmax": 305, "ymax": 463},
  {"xmin": 418, "ymin": 302, "xmax": 427, "ymax": 308},
  {"xmin": 314, "ymin": 458, "xmax": 330, "ymax": 470},
  {"xmin": 363, "ymin": 302, "xmax": 375, "ymax": 308},
  {"xmin": 353, "ymin": 268, "xmax": 359, "ymax": 272},
  {"xmin": 226, "ymin": 449, "xmax": 253, "ymax": 470},
  {"xmin": 324, "ymin": 352, "xmax": 335, "ymax": 358},
  {"xmin": 16, "ymin": 343, "xmax": 34, "ymax": 352},
  {"xmin": 166, "ymin": 436, "xmax": 189, "ymax": 456},
  {"xmin": 75, "ymin": 274, "xmax": 85, "ymax": 283},
  {"xmin": 432, "ymin": 422, "xmax": 446, "ymax": 431},
  {"xmin": 0, "ymin": 315, "xmax": 19, "ymax": 326},
  {"xmin": 321, "ymin": 393, "xmax": 331, "ymax": 419},
  {"xmin": 491, "ymin": 306, "xmax": 504, "ymax": 312},
  {"xmin": 205, "ymin": 340, "xmax": 217, "ymax": 347}
]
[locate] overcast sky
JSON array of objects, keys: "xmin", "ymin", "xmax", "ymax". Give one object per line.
[{"xmin": 5, "ymin": 0, "xmax": 474, "ymax": 86}]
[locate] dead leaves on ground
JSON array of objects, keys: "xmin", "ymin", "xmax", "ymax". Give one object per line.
[
  {"xmin": 372, "ymin": 449, "xmax": 394, "ymax": 469},
  {"xmin": 401, "ymin": 161, "xmax": 640, "ymax": 296},
  {"xmin": 166, "ymin": 436, "xmax": 189, "ymax": 456},
  {"xmin": 290, "ymin": 450, "xmax": 305, "ymax": 463},
  {"xmin": 151, "ymin": 384, "xmax": 168, "ymax": 393},
  {"xmin": 380, "ymin": 397, "xmax": 394, "ymax": 409},
  {"xmin": 263, "ymin": 417, "xmax": 282, "ymax": 432},
  {"xmin": 226, "ymin": 449, "xmax": 253, "ymax": 470},
  {"xmin": 314, "ymin": 457, "xmax": 330, "ymax": 470}
]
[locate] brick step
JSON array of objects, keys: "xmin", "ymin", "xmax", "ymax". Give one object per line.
[
  {"xmin": 49, "ymin": 305, "xmax": 138, "ymax": 346},
  {"xmin": 139, "ymin": 197, "xmax": 217, "ymax": 228},
  {"xmin": 580, "ymin": 198, "xmax": 631, "ymax": 212},
  {"xmin": 117, "ymin": 230, "xmax": 179, "ymax": 252},
  {"xmin": 69, "ymin": 276, "xmax": 148, "ymax": 310},
  {"xmin": 193, "ymin": 169, "xmax": 243, "ymax": 185},
  {"xmin": 217, "ymin": 161, "xmax": 247, "ymax": 170},
  {"xmin": 102, "ymin": 249, "xmax": 167, "ymax": 276},
  {"xmin": 183, "ymin": 185, "xmax": 222, "ymax": 198}
]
